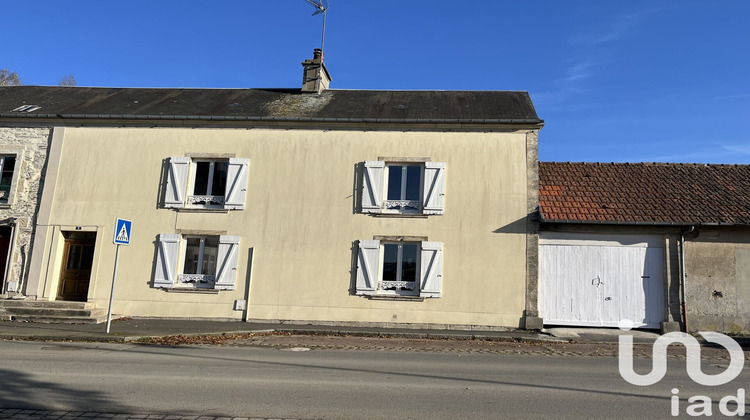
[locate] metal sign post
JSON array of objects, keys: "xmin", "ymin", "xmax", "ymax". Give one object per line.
[{"xmin": 107, "ymin": 218, "xmax": 132, "ymax": 334}]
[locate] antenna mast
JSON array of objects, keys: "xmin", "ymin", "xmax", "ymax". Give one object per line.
[{"xmin": 304, "ymin": 0, "xmax": 329, "ymax": 59}]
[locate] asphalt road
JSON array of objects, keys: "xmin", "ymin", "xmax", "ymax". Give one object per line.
[{"xmin": 0, "ymin": 340, "xmax": 746, "ymax": 419}]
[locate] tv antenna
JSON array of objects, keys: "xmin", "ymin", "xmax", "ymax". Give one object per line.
[{"xmin": 304, "ymin": 0, "xmax": 329, "ymax": 59}]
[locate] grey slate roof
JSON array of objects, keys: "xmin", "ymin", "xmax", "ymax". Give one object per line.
[{"xmin": 0, "ymin": 86, "xmax": 542, "ymax": 124}]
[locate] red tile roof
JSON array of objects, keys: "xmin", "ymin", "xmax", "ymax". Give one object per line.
[{"xmin": 539, "ymin": 162, "xmax": 750, "ymax": 225}]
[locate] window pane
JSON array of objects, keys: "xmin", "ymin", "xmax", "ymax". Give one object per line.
[
  {"xmin": 387, "ymin": 166, "xmax": 403, "ymax": 200},
  {"xmin": 401, "ymin": 244, "xmax": 418, "ymax": 282},
  {"xmin": 183, "ymin": 238, "xmax": 202, "ymax": 274},
  {"xmin": 66, "ymin": 245, "xmax": 81, "ymax": 270},
  {"xmin": 382, "ymin": 243, "xmax": 399, "ymax": 281},
  {"xmin": 202, "ymin": 236, "xmax": 219, "ymax": 275},
  {"xmin": 193, "ymin": 162, "xmax": 210, "ymax": 195},
  {"xmin": 0, "ymin": 157, "xmax": 15, "ymax": 197},
  {"xmin": 80, "ymin": 246, "xmax": 95, "ymax": 270},
  {"xmin": 212, "ymin": 162, "xmax": 228, "ymax": 196},
  {"xmin": 405, "ymin": 166, "xmax": 421, "ymax": 201}
]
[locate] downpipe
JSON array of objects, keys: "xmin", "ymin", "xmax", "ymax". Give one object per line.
[{"xmin": 680, "ymin": 226, "xmax": 695, "ymax": 333}]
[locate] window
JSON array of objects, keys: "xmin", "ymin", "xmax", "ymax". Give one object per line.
[
  {"xmin": 362, "ymin": 160, "xmax": 445, "ymax": 215},
  {"xmin": 164, "ymin": 157, "xmax": 249, "ymax": 210},
  {"xmin": 153, "ymin": 234, "xmax": 240, "ymax": 290},
  {"xmin": 381, "ymin": 242, "xmax": 419, "ymax": 293},
  {"xmin": 0, "ymin": 155, "xmax": 18, "ymax": 205},
  {"xmin": 385, "ymin": 165, "xmax": 422, "ymax": 211},
  {"xmin": 182, "ymin": 236, "xmax": 219, "ymax": 283},
  {"xmin": 0, "ymin": 156, "xmax": 15, "ymax": 203},
  {"xmin": 355, "ymin": 239, "xmax": 443, "ymax": 297},
  {"xmin": 190, "ymin": 160, "xmax": 228, "ymax": 206}
]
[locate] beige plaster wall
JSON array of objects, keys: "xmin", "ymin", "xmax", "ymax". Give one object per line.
[
  {"xmin": 686, "ymin": 226, "xmax": 750, "ymax": 334},
  {"xmin": 31, "ymin": 126, "xmax": 531, "ymax": 327}
]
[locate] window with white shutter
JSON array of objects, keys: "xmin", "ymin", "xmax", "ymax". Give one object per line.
[
  {"xmin": 419, "ymin": 241, "xmax": 443, "ymax": 298},
  {"xmin": 215, "ymin": 235, "xmax": 240, "ymax": 290},
  {"xmin": 152, "ymin": 233, "xmax": 241, "ymax": 290},
  {"xmin": 164, "ymin": 157, "xmax": 249, "ymax": 210},
  {"xmin": 361, "ymin": 160, "xmax": 445, "ymax": 215},
  {"xmin": 355, "ymin": 239, "xmax": 443, "ymax": 298},
  {"xmin": 154, "ymin": 234, "xmax": 180, "ymax": 288},
  {"xmin": 355, "ymin": 240, "xmax": 379, "ymax": 295}
]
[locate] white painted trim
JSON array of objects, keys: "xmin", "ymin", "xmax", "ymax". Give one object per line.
[
  {"xmin": 543, "ymin": 319, "xmax": 660, "ymax": 329},
  {"xmin": 25, "ymin": 127, "xmax": 63, "ymax": 298},
  {"xmin": 540, "ymin": 232, "xmax": 664, "ymax": 248}
]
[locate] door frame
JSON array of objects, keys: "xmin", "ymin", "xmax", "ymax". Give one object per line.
[{"xmin": 56, "ymin": 232, "xmax": 97, "ymax": 301}]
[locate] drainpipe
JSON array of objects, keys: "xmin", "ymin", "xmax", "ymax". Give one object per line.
[{"xmin": 680, "ymin": 226, "xmax": 695, "ymax": 333}]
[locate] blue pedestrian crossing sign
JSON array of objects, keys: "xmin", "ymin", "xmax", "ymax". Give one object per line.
[{"xmin": 114, "ymin": 218, "xmax": 132, "ymax": 245}]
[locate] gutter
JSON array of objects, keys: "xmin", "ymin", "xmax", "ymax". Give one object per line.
[
  {"xmin": 680, "ymin": 226, "xmax": 695, "ymax": 333},
  {"xmin": 540, "ymin": 218, "xmax": 750, "ymax": 228},
  {"xmin": 0, "ymin": 113, "xmax": 544, "ymax": 126}
]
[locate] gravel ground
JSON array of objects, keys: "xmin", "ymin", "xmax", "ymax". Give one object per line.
[{"xmin": 137, "ymin": 332, "xmax": 749, "ymax": 360}]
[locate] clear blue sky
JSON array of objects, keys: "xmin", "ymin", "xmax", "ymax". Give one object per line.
[{"xmin": 2, "ymin": 1, "xmax": 749, "ymax": 164}]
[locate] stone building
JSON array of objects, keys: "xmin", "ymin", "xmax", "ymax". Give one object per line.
[{"xmin": 0, "ymin": 125, "xmax": 55, "ymax": 298}]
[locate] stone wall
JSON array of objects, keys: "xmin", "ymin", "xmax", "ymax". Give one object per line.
[{"xmin": 0, "ymin": 127, "xmax": 52, "ymax": 296}]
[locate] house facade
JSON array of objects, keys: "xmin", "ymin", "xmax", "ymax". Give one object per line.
[
  {"xmin": 0, "ymin": 54, "xmax": 544, "ymax": 329},
  {"xmin": 539, "ymin": 161, "xmax": 750, "ymax": 334}
]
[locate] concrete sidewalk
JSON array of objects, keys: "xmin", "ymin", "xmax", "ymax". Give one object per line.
[{"xmin": 0, "ymin": 318, "xmax": 663, "ymax": 344}]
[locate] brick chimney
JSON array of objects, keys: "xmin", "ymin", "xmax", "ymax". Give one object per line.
[{"xmin": 301, "ymin": 48, "xmax": 331, "ymax": 93}]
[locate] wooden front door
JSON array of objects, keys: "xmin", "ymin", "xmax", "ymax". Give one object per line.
[{"xmin": 58, "ymin": 237, "xmax": 96, "ymax": 301}]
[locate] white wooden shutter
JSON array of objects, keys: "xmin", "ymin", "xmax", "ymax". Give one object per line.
[
  {"xmin": 361, "ymin": 161, "xmax": 384, "ymax": 213},
  {"xmin": 420, "ymin": 241, "xmax": 443, "ymax": 297},
  {"xmin": 154, "ymin": 234, "xmax": 180, "ymax": 288},
  {"xmin": 165, "ymin": 157, "xmax": 190, "ymax": 208},
  {"xmin": 215, "ymin": 235, "xmax": 240, "ymax": 290},
  {"xmin": 422, "ymin": 162, "xmax": 446, "ymax": 215},
  {"xmin": 356, "ymin": 239, "xmax": 380, "ymax": 295},
  {"xmin": 224, "ymin": 158, "xmax": 249, "ymax": 210}
]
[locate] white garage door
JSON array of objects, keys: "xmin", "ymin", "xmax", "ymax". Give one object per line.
[{"xmin": 540, "ymin": 233, "xmax": 665, "ymax": 329}]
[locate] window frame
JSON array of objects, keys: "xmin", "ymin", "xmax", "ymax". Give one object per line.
[
  {"xmin": 178, "ymin": 235, "xmax": 220, "ymax": 288},
  {"xmin": 378, "ymin": 241, "xmax": 421, "ymax": 296},
  {"xmin": 382, "ymin": 164, "xmax": 424, "ymax": 214},
  {"xmin": 0, "ymin": 154, "xmax": 20, "ymax": 207},
  {"xmin": 186, "ymin": 159, "xmax": 229, "ymax": 208}
]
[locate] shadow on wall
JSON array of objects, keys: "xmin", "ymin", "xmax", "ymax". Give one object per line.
[
  {"xmin": 493, "ymin": 215, "xmax": 534, "ymax": 235},
  {"xmin": 242, "ymin": 247, "xmax": 254, "ymax": 321},
  {"xmin": 0, "ymin": 367, "xmax": 134, "ymax": 412},
  {"xmin": 149, "ymin": 236, "xmax": 159, "ymax": 289},
  {"xmin": 156, "ymin": 158, "xmax": 169, "ymax": 210},
  {"xmin": 349, "ymin": 240, "xmax": 359, "ymax": 295},
  {"xmin": 352, "ymin": 162, "xmax": 364, "ymax": 214}
]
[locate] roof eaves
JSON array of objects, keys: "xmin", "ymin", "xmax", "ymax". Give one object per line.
[{"xmin": 0, "ymin": 113, "xmax": 543, "ymax": 125}]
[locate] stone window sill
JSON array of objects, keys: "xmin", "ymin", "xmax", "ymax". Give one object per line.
[
  {"xmin": 164, "ymin": 288, "xmax": 220, "ymax": 294},
  {"xmin": 368, "ymin": 295, "xmax": 425, "ymax": 302}
]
